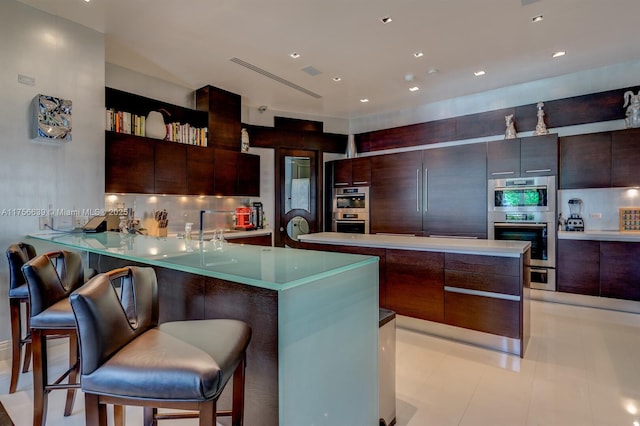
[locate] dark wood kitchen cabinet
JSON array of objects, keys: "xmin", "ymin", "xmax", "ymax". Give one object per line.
[
  {"xmin": 186, "ymin": 146, "xmax": 216, "ymax": 195},
  {"xmin": 196, "ymin": 85, "xmax": 242, "ymax": 151},
  {"xmin": 557, "ymin": 238, "xmax": 640, "ymax": 301},
  {"xmin": 155, "ymin": 142, "xmax": 187, "ymax": 194},
  {"xmin": 333, "ymin": 157, "xmax": 371, "ymax": 187},
  {"xmin": 557, "ymin": 239, "xmax": 600, "ymax": 295},
  {"xmin": 487, "ymin": 134, "xmax": 557, "ymax": 178},
  {"xmin": 385, "ymin": 249, "xmax": 444, "ymax": 322},
  {"xmin": 370, "ymin": 151, "xmax": 423, "ymax": 235},
  {"xmin": 444, "ymin": 253, "xmax": 523, "ymax": 339},
  {"xmin": 611, "ymin": 128, "xmax": 640, "ymax": 187},
  {"xmin": 559, "ymin": 132, "xmax": 611, "ymax": 189},
  {"xmin": 559, "ymin": 128, "xmax": 640, "ymax": 189},
  {"xmin": 600, "ymin": 241, "xmax": 640, "ymax": 301},
  {"xmin": 422, "ymin": 143, "xmax": 487, "ymax": 238},
  {"xmin": 214, "ymin": 150, "xmax": 261, "ymax": 196},
  {"xmin": 105, "ymin": 133, "xmax": 155, "ymax": 193}
]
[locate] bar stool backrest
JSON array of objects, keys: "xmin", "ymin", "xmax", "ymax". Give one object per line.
[
  {"xmin": 21, "ymin": 250, "xmax": 85, "ymax": 317},
  {"xmin": 6, "ymin": 242, "xmax": 36, "ymax": 291},
  {"xmin": 70, "ymin": 266, "xmax": 158, "ymax": 376}
]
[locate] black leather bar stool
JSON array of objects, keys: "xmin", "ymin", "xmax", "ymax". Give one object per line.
[
  {"xmin": 70, "ymin": 266, "xmax": 252, "ymax": 426},
  {"xmin": 6, "ymin": 242, "xmax": 37, "ymax": 394},
  {"xmin": 22, "ymin": 250, "xmax": 86, "ymax": 426}
]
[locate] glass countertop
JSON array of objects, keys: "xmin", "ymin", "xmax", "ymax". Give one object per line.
[{"xmin": 26, "ymin": 232, "xmax": 378, "ymax": 291}]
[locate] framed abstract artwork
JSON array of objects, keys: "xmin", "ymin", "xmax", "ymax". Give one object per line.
[{"xmin": 31, "ymin": 94, "xmax": 72, "ymax": 142}]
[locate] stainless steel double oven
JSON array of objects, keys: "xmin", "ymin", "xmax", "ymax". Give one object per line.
[
  {"xmin": 332, "ymin": 187, "xmax": 370, "ymax": 234},
  {"xmin": 488, "ymin": 176, "xmax": 557, "ymax": 291}
]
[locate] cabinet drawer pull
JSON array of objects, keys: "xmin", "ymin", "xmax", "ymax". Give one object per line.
[
  {"xmin": 524, "ymin": 169, "xmax": 552, "ymax": 174},
  {"xmin": 444, "ymin": 286, "xmax": 520, "ymax": 301},
  {"xmin": 353, "ymin": 181, "xmax": 369, "ymax": 185},
  {"xmin": 334, "ymin": 182, "xmax": 349, "ymax": 186},
  {"xmin": 490, "ymin": 171, "xmax": 516, "ymax": 176}
]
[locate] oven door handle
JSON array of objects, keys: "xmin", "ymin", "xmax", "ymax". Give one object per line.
[{"xmin": 494, "ymin": 222, "xmax": 548, "ymax": 228}]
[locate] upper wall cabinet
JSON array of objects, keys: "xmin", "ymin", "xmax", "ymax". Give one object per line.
[
  {"xmin": 559, "ymin": 128, "xmax": 640, "ymax": 189},
  {"xmin": 333, "ymin": 157, "xmax": 371, "ymax": 187},
  {"xmin": 559, "ymin": 132, "xmax": 611, "ymax": 189},
  {"xmin": 105, "ymin": 88, "xmax": 259, "ymax": 196},
  {"xmin": 487, "ymin": 134, "xmax": 558, "ymax": 179},
  {"xmin": 196, "ymin": 85, "xmax": 242, "ymax": 151},
  {"xmin": 611, "ymin": 128, "xmax": 640, "ymax": 187}
]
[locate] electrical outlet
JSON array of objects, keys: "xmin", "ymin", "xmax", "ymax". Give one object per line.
[
  {"xmin": 39, "ymin": 216, "xmax": 51, "ymax": 230},
  {"xmin": 590, "ymin": 213, "xmax": 602, "ymax": 219}
]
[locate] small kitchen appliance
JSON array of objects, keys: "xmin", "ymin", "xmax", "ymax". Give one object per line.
[
  {"xmin": 565, "ymin": 198, "xmax": 584, "ymax": 231},
  {"xmin": 235, "ymin": 207, "xmax": 253, "ymax": 229},
  {"xmin": 250, "ymin": 202, "xmax": 264, "ymax": 229}
]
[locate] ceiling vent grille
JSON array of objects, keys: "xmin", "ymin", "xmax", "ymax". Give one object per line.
[{"xmin": 230, "ymin": 57, "xmax": 322, "ymax": 99}]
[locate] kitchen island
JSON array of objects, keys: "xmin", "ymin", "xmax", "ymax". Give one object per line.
[
  {"xmin": 26, "ymin": 232, "xmax": 379, "ymax": 426},
  {"xmin": 299, "ymin": 232, "xmax": 531, "ymax": 357}
]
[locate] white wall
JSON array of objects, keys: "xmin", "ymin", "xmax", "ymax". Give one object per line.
[{"xmin": 0, "ymin": 1, "xmax": 105, "ymax": 348}]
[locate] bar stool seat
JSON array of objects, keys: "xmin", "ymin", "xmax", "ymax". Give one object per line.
[{"xmin": 71, "ymin": 266, "xmax": 251, "ymax": 426}]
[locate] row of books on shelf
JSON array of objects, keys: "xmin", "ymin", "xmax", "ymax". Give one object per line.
[{"xmin": 105, "ymin": 109, "xmax": 208, "ymax": 146}]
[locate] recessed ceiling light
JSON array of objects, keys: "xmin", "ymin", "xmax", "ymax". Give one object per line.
[
  {"xmin": 289, "ymin": 52, "xmax": 300, "ymax": 59},
  {"xmin": 409, "ymin": 86, "xmax": 420, "ymax": 92},
  {"xmin": 552, "ymin": 51, "xmax": 566, "ymax": 58},
  {"xmin": 360, "ymin": 98, "xmax": 369, "ymax": 103},
  {"xmin": 427, "ymin": 68, "xmax": 439, "ymax": 75},
  {"xmin": 474, "ymin": 70, "xmax": 486, "ymax": 76},
  {"xmin": 413, "ymin": 52, "xmax": 424, "ymax": 58},
  {"xmin": 380, "ymin": 16, "xmax": 392, "ymax": 24},
  {"xmin": 532, "ymin": 14, "xmax": 544, "ymax": 23},
  {"xmin": 332, "ymin": 77, "xmax": 342, "ymax": 82},
  {"xmin": 404, "ymin": 73, "xmax": 415, "ymax": 82}
]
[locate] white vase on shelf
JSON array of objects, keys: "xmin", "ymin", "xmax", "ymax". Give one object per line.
[{"xmin": 145, "ymin": 111, "xmax": 167, "ymax": 139}]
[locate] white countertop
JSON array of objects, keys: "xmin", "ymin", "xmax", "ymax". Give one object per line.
[
  {"xmin": 299, "ymin": 232, "xmax": 530, "ymax": 257},
  {"xmin": 558, "ymin": 230, "xmax": 640, "ymax": 242}
]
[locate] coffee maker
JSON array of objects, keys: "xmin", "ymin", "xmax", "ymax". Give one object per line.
[
  {"xmin": 565, "ymin": 198, "xmax": 584, "ymax": 231},
  {"xmin": 250, "ymin": 202, "xmax": 263, "ymax": 229}
]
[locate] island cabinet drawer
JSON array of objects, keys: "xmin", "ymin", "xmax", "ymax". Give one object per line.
[
  {"xmin": 445, "ymin": 270, "xmax": 521, "ymax": 296},
  {"xmin": 385, "ymin": 249, "xmax": 444, "ymax": 322},
  {"xmin": 444, "ymin": 290, "xmax": 520, "ymax": 338},
  {"xmin": 444, "ymin": 253, "xmax": 520, "ymax": 277}
]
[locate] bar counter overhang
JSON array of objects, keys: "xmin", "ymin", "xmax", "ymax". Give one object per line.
[{"xmin": 26, "ymin": 232, "xmax": 380, "ymax": 426}]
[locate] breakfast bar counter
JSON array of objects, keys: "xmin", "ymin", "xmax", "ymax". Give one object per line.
[
  {"xmin": 299, "ymin": 232, "xmax": 531, "ymax": 357},
  {"xmin": 26, "ymin": 232, "xmax": 379, "ymax": 426}
]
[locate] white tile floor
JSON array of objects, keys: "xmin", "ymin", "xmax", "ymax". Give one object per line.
[{"xmin": 2, "ymin": 296, "xmax": 640, "ymax": 426}]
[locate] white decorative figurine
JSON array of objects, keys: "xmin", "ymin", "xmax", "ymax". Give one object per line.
[
  {"xmin": 623, "ymin": 90, "xmax": 640, "ymax": 128},
  {"xmin": 533, "ymin": 102, "xmax": 549, "ymax": 136},
  {"xmin": 241, "ymin": 128, "xmax": 250, "ymax": 153},
  {"xmin": 504, "ymin": 114, "xmax": 516, "ymax": 139}
]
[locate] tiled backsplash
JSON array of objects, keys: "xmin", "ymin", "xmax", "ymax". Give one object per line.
[
  {"xmin": 105, "ymin": 194, "xmax": 252, "ymax": 235},
  {"xmin": 558, "ymin": 187, "xmax": 640, "ymax": 231}
]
